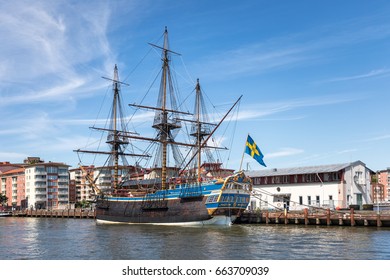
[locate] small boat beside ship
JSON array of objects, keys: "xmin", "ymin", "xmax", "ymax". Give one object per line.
[
  {"xmin": 0, "ymin": 205, "xmax": 12, "ymax": 217},
  {"xmin": 0, "ymin": 204, "xmax": 12, "ymax": 217},
  {"xmin": 0, "ymin": 210, "xmax": 12, "ymax": 217},
  {"xmin": 75, "ymin": 28, "xmax": 252, "ymax": 226}
]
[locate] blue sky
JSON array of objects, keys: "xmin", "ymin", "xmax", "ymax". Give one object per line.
[{"xmin": 0, "ymin": 0, "xmax": 389, "ymax": 172}]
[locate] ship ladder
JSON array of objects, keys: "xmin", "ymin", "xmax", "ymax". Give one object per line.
[{"xmin": 141, "ymin": 192, "xmax": 168, "ymax": 211}]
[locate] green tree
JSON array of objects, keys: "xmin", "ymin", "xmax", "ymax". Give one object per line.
[
  {"xmin": 75, "ymin": 200, "xmax": 90, "ymax": 209},
  {"xmin": 0, "ymin": 193, "xmax": 8, "ymax": 205}
]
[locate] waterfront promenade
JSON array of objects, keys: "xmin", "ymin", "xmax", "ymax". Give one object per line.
[{"xmin": 8, "ymin": 208, "xmax": 390, "ymax": 227}]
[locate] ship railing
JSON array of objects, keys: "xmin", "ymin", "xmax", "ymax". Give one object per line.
[{"xmin": 179, "ymin": 184, "xmax": 203, "ymax": 199}]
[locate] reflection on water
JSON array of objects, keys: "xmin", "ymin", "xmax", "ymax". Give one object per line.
[{"xmin": 1, "ymin": 218, "xmax": 390, "ymax": 260}]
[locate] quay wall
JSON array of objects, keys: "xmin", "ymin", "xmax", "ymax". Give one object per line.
[
  {"xmin": 12, "ymin": 209, "xmax": 96, "ymax": 219},
  {"xmin": 236, "ymin": 208, "xmax": 390, "ymax": 227},
  {"xmin": 10, "ymin": 208, "xmax": 390, "ymax": 227}
]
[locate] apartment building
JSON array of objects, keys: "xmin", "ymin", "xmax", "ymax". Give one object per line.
[
  {"xmin": 69, "ymin": 165, "xmax": 95, "ymax": 202},
  {"xmin": 376, "ymin": 168, "xmax": 390, "ymax": 202},
  {"xmin": 69, "ymin": 165, "xmax": 146, "ymax": 200},
  {"xmin": 0, "ymin": 166, "xmax": 26, "ymax": 209},
  {"xmin": 25, "ymin": 159, "xmax": 70, "ymax": 210}
]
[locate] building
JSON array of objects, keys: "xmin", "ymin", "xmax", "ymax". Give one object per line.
[
  {"xmin": 69, "ymin": 165, "xmax": 141, "ymax": 200},
  {"xmin": 198, "ymin": 162, "xmax": 234, "ymax": 179},
  {"xmin": 246, "ymin": 161, "xmax": 373, "ymax": 211},
  {"xmin": 375, "ymin": 168, "xmax": 390, "ymax": 202},
  {"xmin": 24, "ymin": 158, "xmax": 70, "ymax": 210},
  {"xmin": 69, "ymin": 165, "xmax": 95, "ymax": 203},
  {"xmin": 1, "ymin": 158, "xmax": 70, "ymax": 210},
  {"xmin": 1, "ymin": 162, "xmax": 25, "ymax": 210},
  {"xmin": 0, "ymin": 166, "xmax": 26, "ymax": 210}
]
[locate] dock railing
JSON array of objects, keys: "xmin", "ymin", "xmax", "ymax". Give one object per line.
[
  {"xmin": 237, "ymin": 208, "xmax": 390, "ymax": 227},
  {"xmin": 12, "ymin": 209, "xmax": 96, "ymax": 219}
]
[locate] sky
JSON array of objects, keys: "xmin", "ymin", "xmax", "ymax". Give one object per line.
[{"xmin": 0, "ymin": 0, "xmax": 389, "ymax": 172}]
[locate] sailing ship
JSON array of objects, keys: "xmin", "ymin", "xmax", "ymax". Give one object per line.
[{"xmin": 75, "ymin": 28, "xmax": 252, "ymax": 226}]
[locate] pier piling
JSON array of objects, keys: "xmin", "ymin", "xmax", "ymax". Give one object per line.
[
  {"xmin": 304, "ymin": 208, "xmax": 309, "ymax": 225},
  {"xmin": 235, "ymin": 208, "xmax": 390, "ymax": 227}
]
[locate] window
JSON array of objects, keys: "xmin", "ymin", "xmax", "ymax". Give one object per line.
[
  {"xmin": 332, "ymin": 172, "xmax": 340, "ymax": 181},
  {"xmin": 48, "ymin": 181, "xmax": 57, "ymax": 187},
  {"xmin": 316, "ymin": 196, "xmax": 320, "ymax": 205},
  {"xmin": 58, "ymin": 168, "xmax": 68, "ymax": 174},
  {"xmin": 35, "ymin": 167, "xmax": 45, "ymax": 174},
  {"xmin": 46, "ymin": 166, "xmax": 58, "ymax": 174},
  {"xmin": 299, "ymin": 196, "xmax": 303, "ymax": 205},
  {"xmin": 324, "ymin": 173, "xmax": 329, "ymax": 182},
  {"xmin": 308, "ymin": 196, "xmax": 311, "ymax": 205},
  {"xmin": 48, "ymin": 175, "xmax": 58, "ymax": 180}
]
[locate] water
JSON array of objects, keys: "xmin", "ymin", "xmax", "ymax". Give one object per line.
[{"xmin": 1, "ymin": 217, "xmax": 390, "ymax": 260}]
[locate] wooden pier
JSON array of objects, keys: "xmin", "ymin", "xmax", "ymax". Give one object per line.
[
  {"xmin": 12, "ymin": 209, "xmax": 96, "ymax": 219},
  {"xmin": 10, "ymin": 208, "xmax": 390, "ymax": 226},
  {"xmin": 236, "ymin": 208, "xmax": 390, "ymax": 227}
]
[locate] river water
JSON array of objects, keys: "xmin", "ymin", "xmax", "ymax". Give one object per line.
[{"xmin": 1, "ymin": 217, "xmax": 390, "ymax": 260}]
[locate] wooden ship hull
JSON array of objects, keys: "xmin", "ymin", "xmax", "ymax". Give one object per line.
[{"xmin": 96, "ymin": 172, "xmax": 252, "ymax": 226}]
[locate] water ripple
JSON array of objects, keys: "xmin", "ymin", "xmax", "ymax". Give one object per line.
[{"xmin": 1, "ymin": 218, "xmax": 390, "ymax": 260}]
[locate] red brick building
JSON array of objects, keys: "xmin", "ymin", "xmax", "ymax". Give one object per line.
[{"xmin": 0, "ymin": 162, "xmax": 26, "ymax": 209}]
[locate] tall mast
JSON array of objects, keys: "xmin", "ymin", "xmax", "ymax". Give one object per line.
[
  {"xmin": 161, "ymin": 28, "xmax": 169, "ymax": 190},
  {"xmin": 151, "ymin": 27, "xmax": 182, "ymax": 190},
  {"xmin": 190, "ymin": 79, "xmax": 213, "ymax": 182},
  {"xmin": 112, "ymin": 65, "xmax": 120, "ymax": 189},
  {"xmin": 196, "ymin": 79, "xmax": 202, "ymax": 182},
  {"xmin": 181, "ymin": 95, "xmax": 243, "ymax": 175},
  {"xmin": 104, "ymin": 64, "xmax": 134, "ymax": 189},
  {"xmin": 75, "ymin": 65, "xmax": 150, "ymax": 194}
]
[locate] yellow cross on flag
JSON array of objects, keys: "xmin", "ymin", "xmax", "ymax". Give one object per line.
[{"xmin": 245, "ymin": 135, "xmax": 266, "ymax": 167}]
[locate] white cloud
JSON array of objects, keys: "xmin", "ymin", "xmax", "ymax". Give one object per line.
[
  {"xmin": 337, "ymin": 149, "xmax": 358, "ymax": 154},
  {"xmin": 191, "ymin": 15, "xmax": 390, "ymax": 81},
  {"xmin": 0, "ymin": 1, "xmax": 116, "ymax": 107},
  {"xmin": 195, "ymin": 43, "xmax": 309, "ymax": 80},
  {"xmin": 322, "ymin": 68, "xmax": 390, "ymax": 83},
  {"xmin": 0, "ymin": 152, "xmax": 28, "ymax": 162},
  {"xmin": 362, "ymin": 134, "xmax": 390, "ymax": 142},
  {"xmin": 266, "ymin": 148, "xmax": 304, "ymax": 159},
  {"xmin": 238, "ymin": 94, "xmax": 362, "ymax": 121}
]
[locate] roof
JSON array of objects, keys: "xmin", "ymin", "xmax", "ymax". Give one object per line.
[
  {"xmin": 0, "ymin": 165, "xmax": 23, "ymax": 174},
  {"xmin": 246, "ymin": 161, "xmax": 370, "ymax": 177},
  {"xmin": 24, "ymin": 162, "xmax": 70, "ymax": 168},
  {"xmin": 1, "ymin": 167, "xmax": 25, "ymax": 175}
]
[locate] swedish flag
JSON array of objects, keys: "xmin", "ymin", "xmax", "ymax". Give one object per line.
[{"xmin": 245, "ymin": 135, "xmax": 266, "ymax": 167}]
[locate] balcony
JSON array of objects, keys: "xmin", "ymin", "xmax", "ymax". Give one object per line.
[
  {"xmin": 34, "ymin": 176, "xmax": 47, "ymax": 181},
  {"xmin": 35, "ymin": 191, "xmax": 47, "ymax": 195}
]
